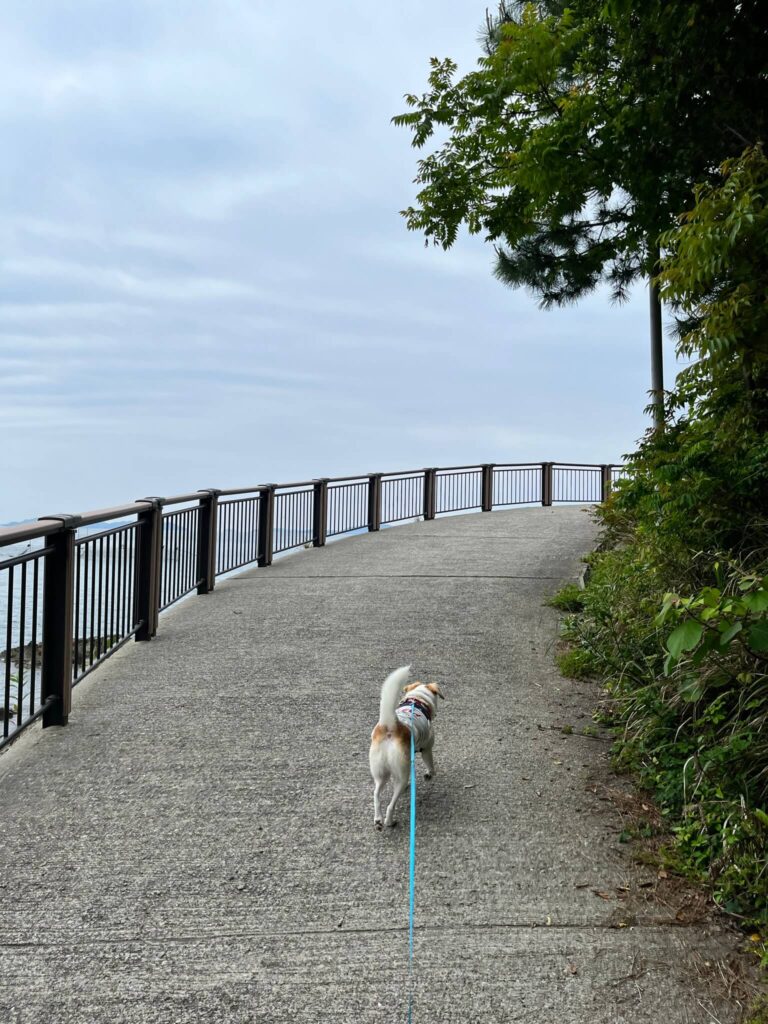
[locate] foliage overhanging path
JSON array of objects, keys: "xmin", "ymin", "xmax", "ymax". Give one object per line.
[{"xmin": 0, "ymin": 508, "xmax": 743, "ymax": 1023}]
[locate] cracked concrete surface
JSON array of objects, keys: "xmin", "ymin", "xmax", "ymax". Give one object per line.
[{"xmin": 0, "ymin": 508, "xmax": 741, "ymax": 1023}]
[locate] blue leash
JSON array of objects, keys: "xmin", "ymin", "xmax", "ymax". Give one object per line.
[{"xmin": 407, "ymin": 705, "xmax": 416, "ymax": 1023}]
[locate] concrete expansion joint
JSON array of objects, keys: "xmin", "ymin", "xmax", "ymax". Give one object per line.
[
  {"xmin": 227, "ymin": 574, "xmax": 570, "ymax": 581},
  {"xmin": 0, "ymin": 919, "xmax": 704, "ymax": 948}
]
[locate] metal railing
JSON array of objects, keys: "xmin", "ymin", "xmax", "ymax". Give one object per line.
[{"xmin": 0, "ymin": 460, "xmax": 622, "ymax": 749}]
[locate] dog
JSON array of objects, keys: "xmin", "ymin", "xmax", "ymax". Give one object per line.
[{"xmin": 369, "ymin": 666, "xmax": 444, "ymax": 830}]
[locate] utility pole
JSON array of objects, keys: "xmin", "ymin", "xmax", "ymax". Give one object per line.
[{"xmin": 649, "ymin": 242, "xmax": 664, "ymax": 430}]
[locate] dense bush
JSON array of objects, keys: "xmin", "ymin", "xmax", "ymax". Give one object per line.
[{"xmin": 559, "ymin": 148, "xmax": 768, "ymax": 939}]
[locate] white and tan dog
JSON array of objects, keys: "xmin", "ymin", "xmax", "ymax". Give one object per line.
[{"xmin": 369, "ymin": 666, "xmax": 444, "ymax": 830}]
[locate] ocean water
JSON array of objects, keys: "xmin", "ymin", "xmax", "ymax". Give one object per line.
[{"xmin": 1, "ymin": 520, "xmax": 368, "ymax": 660}]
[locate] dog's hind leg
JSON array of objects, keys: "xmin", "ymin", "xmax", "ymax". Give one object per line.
[
  {"xmin": 373, "ymin": 778, "xmax": 385, "ymax": 830},
  {"xmin": 421, "ymin": 743, "xmax": 435, "ymax": 780},
  {"xmin": 383, "ymin": 776, "xmax": 408, "ymax": 828}
]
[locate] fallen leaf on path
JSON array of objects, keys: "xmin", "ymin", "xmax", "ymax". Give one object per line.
[{"xmin": 592, "ymin": 890, "xmax": 614, "ymax": 900}]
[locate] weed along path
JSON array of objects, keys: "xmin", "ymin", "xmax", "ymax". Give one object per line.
[{"xmin": 0, "ymin": 508, "xmax": 742, "ymax": 1023}]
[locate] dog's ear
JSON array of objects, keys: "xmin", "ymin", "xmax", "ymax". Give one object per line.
[
  {"xmin": 427, "ymin": 682, "xmax": 445, "ymax": 699},
  {"xmin": 403, "ymin": 681, "xmax": 422, "ymax": 692}
]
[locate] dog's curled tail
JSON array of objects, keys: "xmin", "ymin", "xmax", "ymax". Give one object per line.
[{"xmin": 378, "ymin": 665, "xmax": 411, "ymax": 728}]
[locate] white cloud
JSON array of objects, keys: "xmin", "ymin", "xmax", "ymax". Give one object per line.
[{"xmin": 0, "ymin": 0, "xmax": 658, "ymax": 522}]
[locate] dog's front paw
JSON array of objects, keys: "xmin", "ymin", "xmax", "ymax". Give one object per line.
[
  {"xmin": 424, "ymin": 771, "xmax": 432, "ymax": 780},
  {"xmin": 374, "ymin": 819, "xmax": 383, "ymax": 831}
]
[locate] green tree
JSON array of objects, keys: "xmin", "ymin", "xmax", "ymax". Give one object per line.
[
  {"xmin": 394, "ymin": 0, "xmax": 768, "ymax": 421},
  {"xmin": 619, "ymin": 145, "xmax": 768, "ymax": 552}
]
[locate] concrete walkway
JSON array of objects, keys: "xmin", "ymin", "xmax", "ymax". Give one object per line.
[{"xmin": 0, "ymin": 508, "xmax": 739, "ymax": 1023}]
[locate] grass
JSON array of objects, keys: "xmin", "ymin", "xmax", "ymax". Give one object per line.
[
  {"xmin": 555, "ymin": 647, "xmax": 596, "ymax": 679},
  {"xmin": 546, "ymin": 583, "xmax": 585, "ymax": 612}
]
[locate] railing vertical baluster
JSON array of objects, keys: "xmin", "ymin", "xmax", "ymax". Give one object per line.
[
  {"xmin": 37, "ymin": 514, "xmax": 80, "ymax": 728},
  {"xmin": 228, "ymin": 502, "xmax": 235, "ymax": 572},
  {"xmin": 30, "ymin": 558, "xmax": 39, "ymax": 715},
  {"xmin": 4, "ymin": 566, "xmax": 14, "ymax": 736},
  {"xmin": 18, "ymin": 562, "xmax": 27, "ymax": 726},
  {"xmin": 173, "ymin": 516, "xmax": 180, "ymax": 606},
  {"xmin": 97, "ymin": 535, "xmax": 105, "ymax": 659},
  {"xmin": 115, "ymin": 530, "xmax": 123, "ymax": 645},
  {"xmin": 541, "ymin": 462, "xmax": 553, "ymax": 507},
  {"xmin": 136, "ymin": 498, "xmax": 163, "ymax": 642},
  {"xmin": 250, "ymin": 498, "xmax": 256, "ymax": 563},
  {"xmin": 313, "ymin": 479, "xmax": 328, "ymax": 547},
  {"xmin": 82, "ymin": 543, "xmax": 90, "ymax": 670},
  {"xmin": 89, "ymin": 537, "xmax": 97, "ymax": 666},
  {"xmin": 196, "ymin": 489, "xmax": 220, "ymax": 595},
  {"xmin": 120, "ymin": 529, "xmax": 127, "ymax": 639},
  {"xmin": 257, "ymin": 486, "xmax": 275, "ymax": 567},
  {"xmin": 73, "ymin": 544, "xmax": 81, "ymax": 678},
  {"xmin": 368, "ymin": 474, "xmax": 382, "ymax": 532},
  {"xmin": 482, "ymin": 464, "xmax": 494, "ymax": 512},
  {"xmin": 108, "ymin": 533, "xmax": 116, "ymax": 654},
  {"xmin": 235, "ymin": 501, "xmax": 241, "ymax": 568},
  {"xmin": 423, "ymin": 468, "xmax": 436, "ymax": 521}
]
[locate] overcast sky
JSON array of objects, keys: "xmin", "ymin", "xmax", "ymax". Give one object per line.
[{"xmin": 0, "ymin": 0, "xmax": 676, "ymax": 523}]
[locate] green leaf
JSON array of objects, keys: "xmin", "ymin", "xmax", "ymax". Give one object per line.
[
  {"xmin": 747, "ymin": 622, "xmax": 768, "ymax": 652},
  {"xmin": 755, "ymin": 808, "xmax": 768, "ymax": 828},
  {"xmin": 719, "ymin": 621, "xmax": 743, "ymax": 646},
  {"xmin": 666, "ymin": 620, "xmax": 704, "ymax": 659},
  {"xmin": 743, "ymin": 591, "xmax": 768, "ymax": 613}
]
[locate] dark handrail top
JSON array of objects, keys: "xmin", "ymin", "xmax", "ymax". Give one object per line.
[
  {"xmin": 0, "ymin": 519, "xmax": 68, "ymax": 545},
  {"xmin": 0, "ymin": 460, "xmax": 619, "ymax": 548}
]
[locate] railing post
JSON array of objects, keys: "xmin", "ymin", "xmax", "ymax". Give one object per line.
[
  {"xmin": 541, "ymin": 462, "xmax": 553, "ymax": 507},
  {"xmin": 423, "ymin": 468, "xmax": 436, "ymax": 521},
  {"xmin": 481, "ymin": 464, "xmax": 494, "ymax": 512},
  {"xmin": 600, "ymin": 465, "xmax": 612, "ymax": 503},
  {"xmin": 136, "ymin": 498, "xmax": 163, "ymax": 641},
  {"xmin": 367, "ymin": 473, "xmax": 382, "ymax": 532},
  {"xmin": 196, "ymin": 489, "xmax": 220, "ymax": 594},
  {"xmin": 37, "ymin": 514, "xmax": 80, "ymax": 728},
  {"xmin": 313, "ymin": 479, "xmax": 328, "ymax": 547},
  {"xmin": 257, "ymin": 485, "xmax": 275, "ymax": 567}
]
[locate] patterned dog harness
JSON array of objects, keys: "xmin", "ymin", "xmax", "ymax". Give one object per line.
[{"xmin": 396, "ymin": 698, "xmax": 432, "ymax": 750}]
